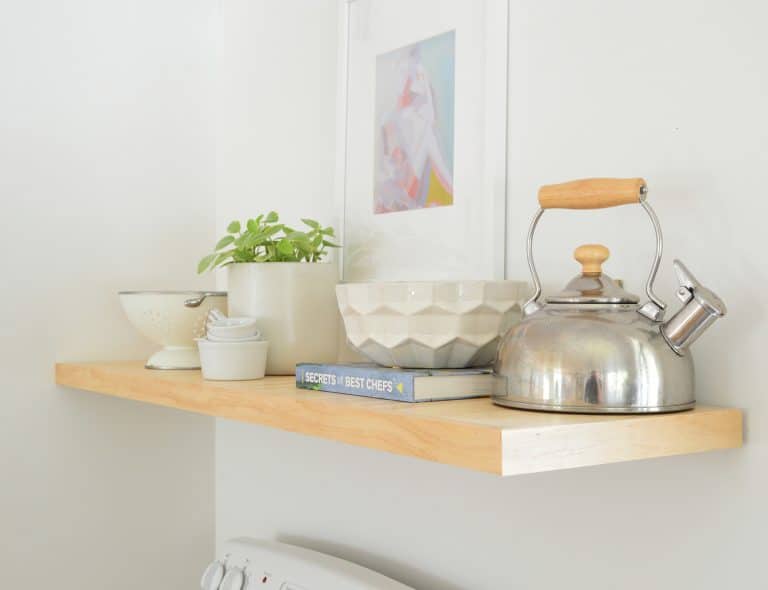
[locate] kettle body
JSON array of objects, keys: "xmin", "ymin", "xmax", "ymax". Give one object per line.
[
  {"xmin": 493, "ymin": 178, "xmax": 725, "ymax": 414},
  {"xmin": 494, "ymin": 305, "xmax": 695, "ymax": 413}
]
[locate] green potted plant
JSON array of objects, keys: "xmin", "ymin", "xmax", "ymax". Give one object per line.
[{"xmin": 198, "ymin": 212, "xmax": 340, "ymax": 375}]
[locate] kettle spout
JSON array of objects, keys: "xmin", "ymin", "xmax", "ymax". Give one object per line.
[{"xmin": 661, "ymin": 260, "xmax": 727, "ymax": 354}]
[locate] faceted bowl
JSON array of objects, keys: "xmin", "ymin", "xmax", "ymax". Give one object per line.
[{"xmin": 336, "ymin": 281, "xmax": 530, "ymax": 369}]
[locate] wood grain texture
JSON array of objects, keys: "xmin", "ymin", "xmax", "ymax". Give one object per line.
[
  {"xmin": 574, "ymin": 243, "xmax": 610, "ymax": 275},
  {"xmin": 538, "ymin": 177, "xmax": 646, "ymax": 209},
  {"xmin": 55, "ymin": 362, "xmax": 743, "ymax": 476}
]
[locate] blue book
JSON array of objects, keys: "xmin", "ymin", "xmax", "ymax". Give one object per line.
[{"xmin": 295, "ymin": 363, "xmax": 492, "ymax": 402}]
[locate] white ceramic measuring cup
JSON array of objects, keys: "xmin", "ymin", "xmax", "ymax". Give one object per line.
[{"xmin": 206, "ymin": 316, "xmax": 260, "ymax": 340}]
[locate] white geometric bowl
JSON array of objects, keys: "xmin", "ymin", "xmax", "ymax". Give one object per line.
[
  {"xmin": 336, "ymin": 281, "xmax": 530, "ymax": 369},
  {"xmin": 119, "ymin": 291, "xmax": 227, "ymax": 369}
]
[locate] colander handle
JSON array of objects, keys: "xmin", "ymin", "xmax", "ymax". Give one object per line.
[{"xmin": 523, "ymin": 178, "xmax": 667, "ymax": 321}]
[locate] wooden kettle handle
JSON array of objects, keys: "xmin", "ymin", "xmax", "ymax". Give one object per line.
[{"xmin": 538, "ymin": 178, "xmax": 647, "ymax": 209}]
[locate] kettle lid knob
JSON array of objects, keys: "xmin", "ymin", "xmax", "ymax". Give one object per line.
[{"xmin": 574, "ymin": 244, "xmax": 610, "ymax": 276}]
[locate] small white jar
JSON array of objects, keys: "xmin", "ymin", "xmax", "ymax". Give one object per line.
[{"xmin": 197, "ymin": 338, "xmax": 269, "ymax": 381}]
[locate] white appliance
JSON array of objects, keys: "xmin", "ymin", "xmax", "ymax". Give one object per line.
[{"xmin": 201, "ymin": 538, "xmax": 414, "ymax": 590}]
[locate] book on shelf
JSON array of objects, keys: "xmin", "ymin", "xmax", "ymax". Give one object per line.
[{"xmin": 295, "ymin": 362, "xmax": 493, "ymax": 402}]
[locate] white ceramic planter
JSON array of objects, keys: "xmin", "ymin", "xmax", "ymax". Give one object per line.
[{"xmin": 227, "ymin": 262, "xmax": 339, "ymax": 375}]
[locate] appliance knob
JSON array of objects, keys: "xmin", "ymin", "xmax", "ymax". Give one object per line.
[
  {"xmin": 200, "ymin": 560, "xmax": 226, "ymax": 590},
  {"xmin": 219, "ymin": 566, "xmax": 245, "ymax": 590}
]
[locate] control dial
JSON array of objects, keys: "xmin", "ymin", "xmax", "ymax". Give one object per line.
[
  {"xmin": 200, "ymin": 560, "xmax": 226, "ymax": 590},
  {"xmin": 219, "ymin": 566, "xmax": 245, "ymax": 590}
]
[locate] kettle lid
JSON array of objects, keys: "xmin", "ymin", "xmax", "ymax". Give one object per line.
[{"xmin": 545, "ymin": 244, "xmax": 640, "ymax": 304}]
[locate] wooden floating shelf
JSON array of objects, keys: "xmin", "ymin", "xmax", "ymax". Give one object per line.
[{"xmin": 55, "ymin": 361, "xmax": 743, "ymax": 476}]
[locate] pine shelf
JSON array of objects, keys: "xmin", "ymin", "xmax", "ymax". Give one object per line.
[{"xmin": 55, "ymin": 361, "xmax": 742, "ymax": 476}]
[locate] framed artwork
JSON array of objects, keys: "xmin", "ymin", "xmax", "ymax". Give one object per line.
[
  {"xmin": 335, "ymin": 0, "xmax": 509, "ymax": 282},
  {"xmin": 374, "ymin": 30, "xmax": 456, "ymax": 214}
]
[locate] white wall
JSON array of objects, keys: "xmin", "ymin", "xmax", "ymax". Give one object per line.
[
  {"xmin": 0, "ymin": 1, "xmax": 217, "ymax": 587},
  {"xmin": 213, "ymin": 0, "xmax": 341, "ymax": 240},
  {"xmin": 215, "ymin": 1, "xmax": 767, "ymax": 589}
]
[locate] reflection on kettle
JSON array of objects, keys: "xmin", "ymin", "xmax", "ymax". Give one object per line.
[
  {"xmin": 493, "ymin": 178, "xmax": 726, "ymax": 414},
  {"xmin": 584, "ymin": 371, "xmax": 603, "ymax": 406}
]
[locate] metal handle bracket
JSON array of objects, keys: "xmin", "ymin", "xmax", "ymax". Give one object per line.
[{"xmin": 522, "ymin": 185, "xmax": 667, "ymax": 320}]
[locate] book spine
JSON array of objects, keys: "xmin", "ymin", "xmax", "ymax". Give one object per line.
[{"xmin": 296, "ymin": 364, "xmax": 417, "ymax": 402}]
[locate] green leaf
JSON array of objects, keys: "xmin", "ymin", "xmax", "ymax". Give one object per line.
[
  {"xmin": 321, "ymin": 226, "xmax": 335, "ymax": 236},
  {"xmin": 276, "ymin": 239, "xmax": 295, "ymax": 256},
  {"xmin": 262, "ymin": 224, "xmax": 283, "ymax": 237},
  {"xmin": 227, "ymin": 220, "xmax": 241, "ymax": 234},
  {"xmin": 240, "ymin": 230, "xmax": 265, "ymax": 247},
  {"xmin": 215, "ymin": 235, "xmax": 235, "ymax": 251},
  {"xmin": 285, "ymin": 231, "xmax": 308, "ymax": 241},
  {"xmin": 197, "ymin": 253, "xmax": 216, "ymax": 274},
  {"xmin": 212, "ymin": 250, "xmax": 234, "ymax": 269},
  {"xmin": 232, "ymin": 248, "xmax": 255, "ymax": 263},
  {"xmin": 246, "ymin": 218, "xmax": 259, "ymax": 232},
  {"xmin": 322, "ymin": 239, "xmax": 340, "ymax": 248},
  {"xmin": 265, "ymin": 211, "xmax": 279, "ymax": 223},
  {"xmin": 301, "ymin": 218, "xmax": 320, "ymax": 229}
]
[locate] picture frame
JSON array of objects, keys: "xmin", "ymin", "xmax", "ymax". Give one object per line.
[{"xmin": 335, "ymin": 0, "xmax": 510, "ymax": 282}]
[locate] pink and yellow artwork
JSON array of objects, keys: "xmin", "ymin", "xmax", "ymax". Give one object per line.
[{"xmin": 374, "ymin": 31, "xmax": 455, "ymax": 214}]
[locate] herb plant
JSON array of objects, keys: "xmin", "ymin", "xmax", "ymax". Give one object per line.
[{"xmin": 197, "ymin": 211, "xmax": 339, "ymax": 273}]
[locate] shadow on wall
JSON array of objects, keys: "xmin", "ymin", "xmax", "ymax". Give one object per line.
[{"xmin": 276, "ymin": 534, "xmax": 464, "ymax": 590}]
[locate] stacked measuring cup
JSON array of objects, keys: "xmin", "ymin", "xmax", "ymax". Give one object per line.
[{"xmin": 196, "ymin": 309, "xmax": 268, "ymax": 380}]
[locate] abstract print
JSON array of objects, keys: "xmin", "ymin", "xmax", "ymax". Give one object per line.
[{"xmin": 374, "ymin": 31, "xmax": 455, "ymax": 214}]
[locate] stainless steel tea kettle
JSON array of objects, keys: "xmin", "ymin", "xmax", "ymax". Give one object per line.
[{"xmin": 493, "ymin": 178, "xmax": 726, "ymax": 413}]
